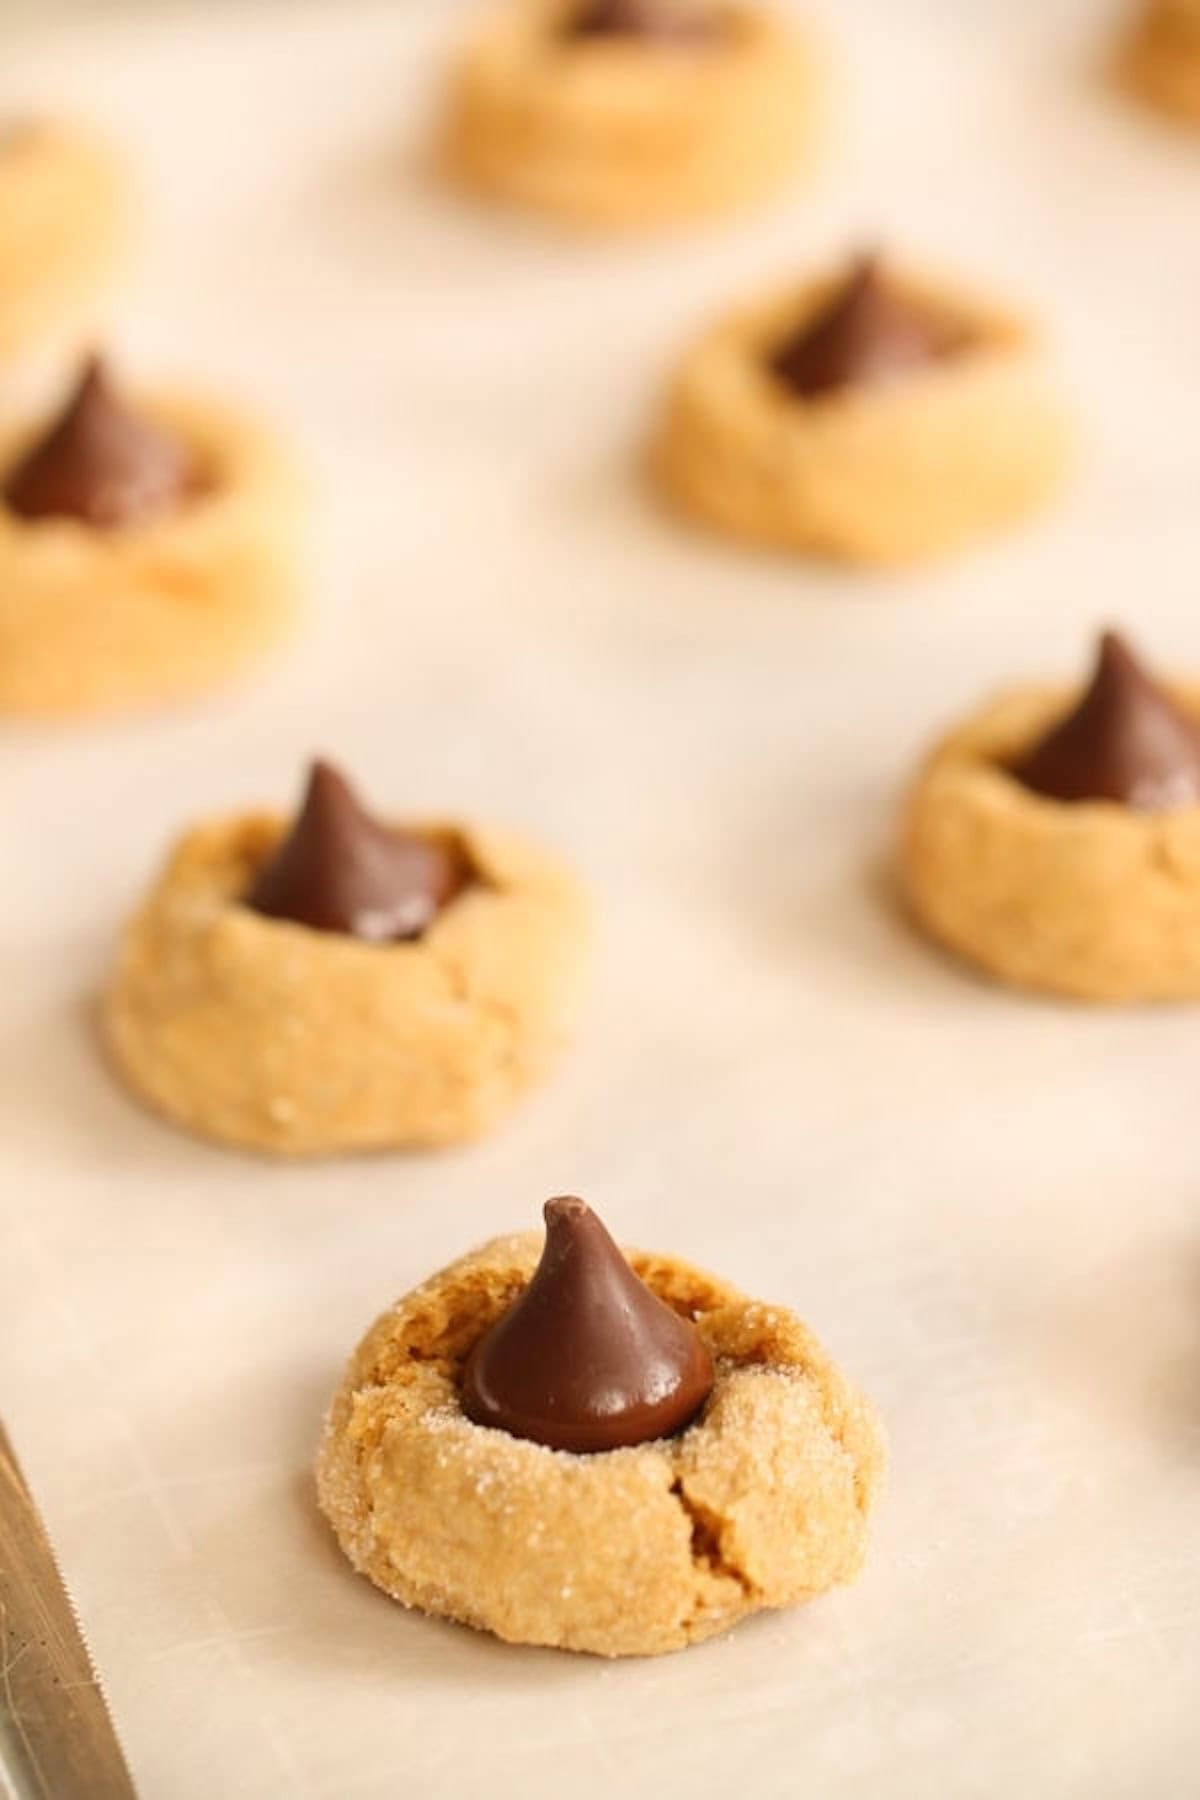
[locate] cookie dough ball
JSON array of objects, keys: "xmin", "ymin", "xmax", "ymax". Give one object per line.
[
  {"xmin": 901, "ymin": 631, "xmax": 1200, "ymax": 1002},
  {"xmin": 104, "ymin": 762, "xmax": 591, "ymax": 1156},
  {"xmin": 1118, "ymin": 0, "xmax": 1200, "ymax": 126},
  {"xmin": 0, "ymin": 356, "xmax": 302, "ymax": 716},
  {"xmin": 653, "ymin": 251, "xmax": 1073, "ymax": 566},
  {"xmin": 442, "ymin": 0, "xmax": 823, "ymax": 230},
  {"xmin": 0, "ymin": 122, "xmax": 130, "ymax": 368},
  {"xmin": 318, "ymin": 1197, "xmax": 884, "ymax": 1657}
]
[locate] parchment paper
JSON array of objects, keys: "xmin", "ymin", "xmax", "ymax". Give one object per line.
[{"xmin": 3, "ymin": 2, "xmax": 1199, "ymax": 1795}]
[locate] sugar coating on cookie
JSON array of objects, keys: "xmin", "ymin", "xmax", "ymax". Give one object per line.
[
  {"xmin": 0, "ymin": 123, "xmax": 130, "ymax": 366},
  {"xmin": 317, "ymin": 1228, "xmax": 884, "ymax": 1657},
  {"xmin": 0, "ymin": 370, "xmax": 302, "ymax": 716},
  {"xmin": 1118, "ymin": 0, "xmax": 1200, "ymax": 126},
  {"xmin": 441, "ymin": 0, "xmax": 823, "ymax": 230},
  {"xmin": 653, "ymin": 258, "xmax": 1073, "ymax": 566},
  {"xmin": 103, "ymin": 813, "xmax": 590, "ymax": 1155},
  {"xmin": 901, "ymin": 644, "xmax": 1200, "ymax": 1001}
]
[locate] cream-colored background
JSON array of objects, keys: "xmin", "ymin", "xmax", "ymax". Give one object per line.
[{"xmin": 3, "ymin": 2, "xmax": 1199, "ymax": 1795}]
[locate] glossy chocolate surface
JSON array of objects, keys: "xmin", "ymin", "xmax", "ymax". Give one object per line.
[
  {"xmin": 1013, "ymin": 631, "xmax": 1200, "ymax": 812},
  {"xmin": 245, "ymin": 760, "xmax": 470, "ymax": 941},
  {"xmin": 3, "ymin": 358, "xmax": 196, "ymax": 530},
  {"xmin": 770, "ymin": 254, "xmax": 961, "ymax": 400},
  {"xmin": 461, "ymin": 1197, "xmax": 715, "ymax": 1454}
]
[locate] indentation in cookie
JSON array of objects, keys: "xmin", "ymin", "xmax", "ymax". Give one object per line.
[
  {"xmin": 564, "ymin": 0, "xmax": 721, "ymax": 45},
  {"xmin": 1012, "ymin": 630, "xmax": 1200, "ymax": 812},
  {"xmin": 244, "ymin": 759, "xmax": 474, "ymax": 942},
  {"xmin": 460, "ymin": 1197, "xmax": 715, "ymax": 1452},
  {"xmin": 769, "ymin": 253, "xmax": 967, "ymax": 400},
  {"xmin": 3, "ymin": 357, "xmax": 200, "ymax": 530}
]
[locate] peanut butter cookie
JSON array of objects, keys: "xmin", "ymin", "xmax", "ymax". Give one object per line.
[
  {"xmin": 442, "ymin": 0, "xmax": 822, "ymax": 230},
  {"xmin": 0, "ymin": 358, "xmax": 302, "ymax": 716},
  {"xmin": 654, "ymin": 252, "xmax": 1072, "ymax": 566},
  {"xmin": 104, "ymin": 763, "xmax": 591, "ymax": 1155},
  {"xmin": 318, "ymin": 1198, "xmax": 884, "ymax": 1656},
  {"xmin": 902, "ymin": 633, "xmax": 1200, "ymax": 1002},
  {"xmin": 1119, "ymin": 0, "xmax": 1200, "ymax": 126}
]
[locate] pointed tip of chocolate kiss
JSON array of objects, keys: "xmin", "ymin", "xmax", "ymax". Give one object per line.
[
  {"xmin": 769, "ymin": 249, "xmax": 959, "ymax": 400},
  {"xmin": 1013, "ymin": 629, "xmax": 1200, "ymax": 812},
  {"xmin": 71, "ymin": 351, "xmax": 105, "ymax": 403},
  {"xmin": 836, "ymin": 247, "xmax": 882, "ymax": 303},
  {"xmin": 544, "ymin": 1193, "xmax": 588, "ymax": 1222},
  {"xmin": 299, "ymin": 757, "xmax": 359, "ymax": 828},
  {"xmin": 461, "ymin": 1196, "xmax": 715, "ymax": 1454},
  {"xmin": 245, "ymin": 758, "xmax": 470, "ymax": 942},
  {"xmin": 1094, "ymin": 628, "xmax": 1142, "ymax": 687},
  {"xmin": 2, "ymin": 352, "xmax": 196, "ymax": 530}
]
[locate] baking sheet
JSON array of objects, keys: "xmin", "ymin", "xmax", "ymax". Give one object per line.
[{"xmin": 3, "ymin": 1, "xmax": 1200, "ymax": 1795}]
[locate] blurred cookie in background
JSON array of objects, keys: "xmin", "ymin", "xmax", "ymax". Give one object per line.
[
  {"xmin": 1117, "ymin": 0, "xmax": 1200, "ymax": 126},
  {"xmin": 441, "ymin": 0, "xmax": 825, "ymax": 230},
  {"xmin": 0, "ymin": 121, "xmax": 132, "ymax": 377},
  {"xmin": 104, "ymin": 761, "xmax": 592, "ymax": 1156},
  {"xmin": 0, "ymin": 354, "xmax": 303, "ymax": 716},
  {"xmin": 901, "ymin": 631, "xmax": 1200, "ymax": 1002},
  {"xmin": 652, "ymin": 249, "xmax": 1073, "ymax": 567}
]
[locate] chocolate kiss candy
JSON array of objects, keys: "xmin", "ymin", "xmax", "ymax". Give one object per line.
[
  {"xmin": 3, "ymin": 356, "xmax": 196, "ymax": 530},
  {"xmin": 1013, "ymin": 631, "xmax": 1200, "ymax": 812},
  {"xmin": 566, "ymin": 0, "xmax": 716, "ymax": 43},
  {"xmin": 461, "ymin": 1197, "xmax": 715, "ymax": 1453},
  {"xmin": 769, "ymin": 253, "xmax": 958, "ymax": 400},
  {"xmin": 245, "ymin": 760, "xmax": 470, "ymax": 942}
]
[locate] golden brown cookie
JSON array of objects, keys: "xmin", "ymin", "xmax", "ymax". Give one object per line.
[
  {"xmin": 441, "ymin": 0, "xmax": 823, "ymax": 230},
  {"xmin": 1118, "ymin": 0, "xmax": 1200, "ymax": 126},
  {"xmin": 317, "ymin": 1220, "xmax": 884, "ymax": 1657},
  {"xmin": 0, "ymin": 123, "xmax": 130, "ymax": 367},
  {"xmin": 104, "ymin": 810, "xmax": 590, "ymax": 1155},
  {"xmin": 901, "ymin": 653, "xmax": 1200, "ymax": 1002},
  {"xmin": 0, "ymin": 384, "xmax": 302, "ymax": 716},
  {"xmin": 653, "ymin": 258, "xmax": 1072, "ymax": 566}
]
